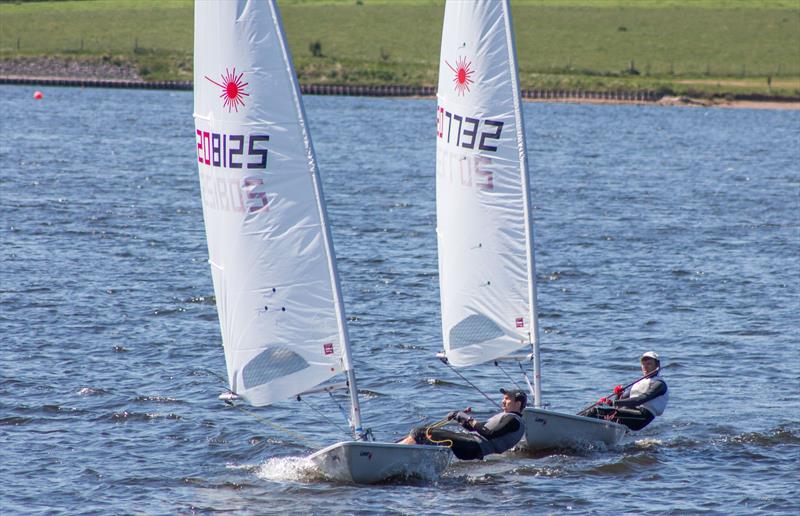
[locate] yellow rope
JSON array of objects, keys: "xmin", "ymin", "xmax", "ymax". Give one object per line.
[{"xmin": 424, "ymin": 418, "xmax": 454, "ymax": 448}]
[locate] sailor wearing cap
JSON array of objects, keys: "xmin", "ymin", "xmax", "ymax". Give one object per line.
[
  {"xmin": 398, "ymin": 389, "xmax": 527, "ymax": 460},
  {"xmin": 586, "ymin": 351, "xmax": 669, "ymax": 430}
]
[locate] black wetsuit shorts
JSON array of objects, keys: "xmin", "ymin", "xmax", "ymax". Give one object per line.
[
  {"xmin": 410, "ymin": 427, "xmax": 483, "ymax": 460},
  {"xmin": 585, "ymin": 406, "xmax": 655, "ymax": 431}
]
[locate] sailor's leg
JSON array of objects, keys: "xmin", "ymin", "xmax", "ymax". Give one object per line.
[
  {"xmin": 399, "ymin": 426, "xmax": 449, "ymax": 446},
  {"xmin": 423, "ymin": 428, "xmax": 483, "ymax": 460},
  {"xmin": 397, "ymin": 426, "xmax": 427, "ymax": 445},
  {"xmin": 397, "ymin": 434, "xmax": 416, "ymax": 445},
  {"xmin": 609, "ymin": 407, "xmax": 654, "ymax": 431},
  {"xmin": 583, "ymin": 405, "xmax": 615, "ymax": 420}
]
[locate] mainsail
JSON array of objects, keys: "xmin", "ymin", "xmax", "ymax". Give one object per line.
[
  {"xmin": 435, "ymin": 0, "xmax": 541, "ymax": 403},
  {"xmin": 193, "ymin": 0, "xmax": 358, "ymax": 412},
  {"xmin": 191, "ymin": 0, "xmax": 454, "ymax": 480}
]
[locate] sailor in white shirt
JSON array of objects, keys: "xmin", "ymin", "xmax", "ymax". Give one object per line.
[{"xmin": 586, "ymin": 351, "xmax": 668, "ymax": 431}]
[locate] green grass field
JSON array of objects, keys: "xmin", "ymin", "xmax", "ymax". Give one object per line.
[{"xmin": 1, "ymin": 0, "xmax": 798, "ymax": 98}]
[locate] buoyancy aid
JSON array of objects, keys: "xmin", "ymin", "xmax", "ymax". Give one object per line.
[
  {"xmin": 476, "ymin": 411, "xmax": 525, "ymax": 456},
  {"xmin": 626, "ymin": 374, "xmax": 668, "ymax": 416}
]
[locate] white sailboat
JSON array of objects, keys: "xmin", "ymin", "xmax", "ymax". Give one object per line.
[
  {"xmin": 435, "ymin": 0, "xmax": 627, "ymax": 450},
  {"xmin": 193, "ymin": 0, "xmax": 450, "ymax": 483}
]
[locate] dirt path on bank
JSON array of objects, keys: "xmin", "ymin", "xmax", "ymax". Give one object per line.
[
  {"xmin": 0, "ymin": 56, "xmax": 140, "ymax": 81},
  {"xmin": 2, "ymin": 57, "xmax": 798, "ymax": 110}
]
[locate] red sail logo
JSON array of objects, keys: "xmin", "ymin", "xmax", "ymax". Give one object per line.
[
  {"xmin": 445, "ymin": 56, "xmax": 474, "ymax": 96},
  {"xmin": 205, "ymin": 67, "xmax": 249, "ymax": 112}
]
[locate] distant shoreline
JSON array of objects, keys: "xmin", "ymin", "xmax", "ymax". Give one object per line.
[
  {"xmin": 3, "ymin": 1, "xmax": 798, "ymax": 104},
  {"xmin": 2, "ymin": 75, "xmax": 798, "ymax": 111}
]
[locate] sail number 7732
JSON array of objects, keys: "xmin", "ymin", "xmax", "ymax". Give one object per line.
[{"xmin": 437, "ymin": 106, "xmax": 504, "ymax": 151}]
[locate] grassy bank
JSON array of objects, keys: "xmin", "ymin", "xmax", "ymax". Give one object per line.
[{"xmin": 1, "ymin": 0, "xmax": 798, "ymax": 99}]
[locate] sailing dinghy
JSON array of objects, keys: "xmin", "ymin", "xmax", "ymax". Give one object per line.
[
  {"xmin": 434, "ymin": 0, "xmax": 627, "ymax": 451},
  {"xmin": 194, "ymin": 0, "xmax": 450, "ymax": 483}
]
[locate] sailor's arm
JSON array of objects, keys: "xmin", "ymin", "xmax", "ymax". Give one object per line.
[
  {"xmin": 613, "ymin": 379, "xmax": 667, "ymax": 408},
  {"xmin": 472, "ymin": 414, "xmax": 521, "ymax": 440}
]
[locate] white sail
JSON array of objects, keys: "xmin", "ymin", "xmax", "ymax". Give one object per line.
[
  {"xmin": 436, "ymin": 0, "xmax": 540, "ymax": 370},
  {"xmin": 193, "ymin": 0, "xmax": 356, "ymax": 409},
  {"xmin": 191, "ymin": 0, "xmax": 453, "ymax": 479}
]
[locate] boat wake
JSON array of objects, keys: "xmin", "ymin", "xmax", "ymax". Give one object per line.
[
  {"xmin": 253, "ymin": 456, "xmax": 325, "ymax": 483},
  {"xmin": 630, "ymin": 437, "xmax": 663, "ymax": 449}
]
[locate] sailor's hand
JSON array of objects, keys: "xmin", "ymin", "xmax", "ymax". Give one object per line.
[
  {"xmin": 598, "ymin": 397, "xmax": 609, "ymax": 406},
  {"xmin": 454, "ymin": 411, "xmax": 471, "ymax": 424},
  {"xmin": 614, "ymin": 385, "xmax": 624, "ymax": 396},
  {"xmin": 446, "ymin": 411, "xmax": 458, "ymax": 421}
]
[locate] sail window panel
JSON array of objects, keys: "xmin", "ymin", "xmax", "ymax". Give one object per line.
[
  {"xmin": 242, "ymin": 346, "xmax": 309, "ymax": 389},
  {"xmin": 448, "ymin": 314, "xmax": 505, "ymax": 349}
]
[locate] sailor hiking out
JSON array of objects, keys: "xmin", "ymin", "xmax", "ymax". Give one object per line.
[
  {"xmin": 583, "ymin": 351, "xmax": 669, "ymax": 431},
  {"xmin": 399, "ymin": 389, "xmax": 527, "ymax": 460}
]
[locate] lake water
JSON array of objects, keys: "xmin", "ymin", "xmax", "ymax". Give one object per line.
[{"xmin": 1, "ymin": 84, "xmax": 798, "ymax": 514}]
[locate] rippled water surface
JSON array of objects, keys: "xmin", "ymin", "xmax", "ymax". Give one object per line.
[{"xmin": 2, "ymin": 85, "xmax": 799, "ymax": 514}]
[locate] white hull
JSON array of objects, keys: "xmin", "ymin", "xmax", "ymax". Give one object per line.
[
  {"xmin": 519, "ymin": 408, "xmax": 628, "ymax": 450},
  {"xmin": 308, "ymin": 441, "xmax": 452, "ymax": 484}
]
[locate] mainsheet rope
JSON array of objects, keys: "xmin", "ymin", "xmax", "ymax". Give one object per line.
[
  {"xmin": 424, "ymin": 416, "xmax": 455, "ymax": 447},
  {"xmin": 440, "ymin": 357, "xmax": 502, "ymax": 410}
]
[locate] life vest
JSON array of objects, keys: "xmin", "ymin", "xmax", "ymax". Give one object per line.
[
  {"xmin": 477, "ymin": 412, "xmax": 525, "ymax": 456},
  {"xmin": 629, "ymin": 374, "xmax": 669, "ymax": 416}
]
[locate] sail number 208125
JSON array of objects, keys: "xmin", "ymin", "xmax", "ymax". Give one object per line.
[
  {"xmin": 196, "ymin": 130, "xmax": 271, "ymax": 214},
  {"xmin": 196, "ymin": 130, "xmax": 269, "ymax": 169}
]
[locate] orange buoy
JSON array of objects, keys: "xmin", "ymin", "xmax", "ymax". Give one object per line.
[{"xmin": 33, "ymin": 91, "xmax": 44, "ymax": 100}]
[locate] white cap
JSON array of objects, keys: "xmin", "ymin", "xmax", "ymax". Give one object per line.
[{"xmin": 641, "ymin": 351, "xmax": 660, "ymax": 361}]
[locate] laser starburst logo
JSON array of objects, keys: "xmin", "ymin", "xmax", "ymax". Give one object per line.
[
  {"xmin": 205, "ymin": 68, "xmax": 249, "ymax": 112},
  {"xmin": 445, "ymin": 56, "xmax": 474, "ymax": 96}
]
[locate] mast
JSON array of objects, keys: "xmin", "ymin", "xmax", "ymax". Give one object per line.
[
  {"xmin": 500, "ymin": 0, "xmax": 542, "ymax": 408},
  {"xmin": 268, "ymin": 0, "xmax": 364, "ymax": 439}
]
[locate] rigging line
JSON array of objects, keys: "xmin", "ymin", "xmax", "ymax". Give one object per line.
[
  {"xmin": 328, "ymin": 390, "xmax": 357, "ymax": 435},
  {"xmin": 494, "ymin": 360, "xmax": 523, "ymax": 390},
  {"xmin": 203, "ymin": 368, "xmax": 230, "ymax": 386},
  {"xmin": 441, "ymin": 360, "xmax": 502, "ymax": 410},
  {"xmin": 328, "ymin": 390, "xmax": 351, "ymax": 422},
  {"xmin": 518, "ymin": 362, "xmax": 537, "ymax": 400},
  {"xmin": 230, "ymin": 402, "xmax": 322, "ymax": 450},
  {"xmin": 298, "ymin": 395, "xmax": 351, "ymax": 439},
  {"xmin": 206, "ymin": 369, "xmax": 322, "ymax": 449}
]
